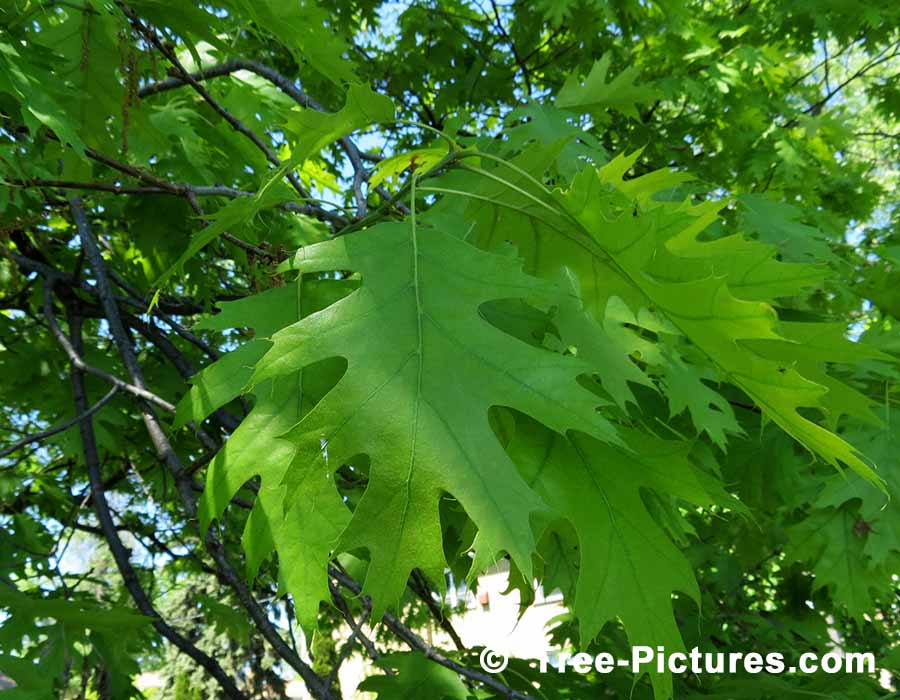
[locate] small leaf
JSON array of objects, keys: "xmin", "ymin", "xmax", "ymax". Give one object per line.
[
  {"xmin": 556, "ymin": 54, "xmax": 657, "ymax": 120},
  {"xmin": 359, "ymin": 652, "xmax": 469, "ymax": 700},
  {"xmin": 369, "ymin": 147, "xmax": 448, "ymax": 189}
]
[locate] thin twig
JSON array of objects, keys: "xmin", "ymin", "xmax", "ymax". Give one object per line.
[
  {"xmin": 137, "ymin": 56, "xmax": 376, "ymax": 217},
  {"xmin": 488, "ymin": 0, "xmax": 533, "ymax": 97},
  {"xmin": 10, "ymin": 177, "xmax": 346, "ymax": 227},
  {"xmin": 72, "ymin": 299, "xmax": 239, "ymax": 436},
  {"xmin": 0, "ymin": 386, "xmax": 118, "ymax": 459},
  {"xmin": 137, "ymin": 57, "xmax": 380, "ymax": 169},
  {"xmin": 410, "ymin": 569, "xmax": 466, "ymax": 651},
  {"xmin": 330, "ymin": 566, "xmax": 534, "ymax": 700},
  {"xmin": 105, "ymin": 268, "xmax": 221, "ymax": 360},
  {"xmin": 43, "ymin": 282, "xmax": 177, "ymax": 414},
  {"xmin": 326, "ymin": 594, "xmax": 376, "ymax": 689},
  {"xmin": 119, "ymin": 5, "xmax": 310, "ymax": 201},
  {"xmin": 329, "ymin": 579, "xmax": 383, "ymax": 664}
]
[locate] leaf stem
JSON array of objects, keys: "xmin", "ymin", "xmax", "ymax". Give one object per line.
[
  {"xmin": 459, "ymin": 149, "xmax": 555, "ymax": 197},
  {"xmin": 394, "ymin": 118, "xmax": 461, "ymax": 150},
  {"xmin": 456, "ymin": 162, "xmax": 561, "ymax": 218}
]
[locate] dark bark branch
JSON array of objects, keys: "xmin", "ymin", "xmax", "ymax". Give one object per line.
[
  {"xmin": 488, "ymin": 0, "xmax": 532, "ymax": 97},
  {"xmin": 11, "ymin": 248, "xmax": 204, "ymax": 317},
  {"xmin": 327, "ymin": 594, "xmax": 375, "ymax": 688},
  {"xmin": 410, "ymin": 569, "xmax": 465, "ymax": 651},
  {"xmin": 855, "ymin": 130, "xmax": 900, "ymax": 139},
  {"xmin": 136, "ymin": 56, "xmax": 379, "ymax": 217},
  {"xmin": 69, "ymin": 197, "xmax": 337, "ymax": 700},
  {"xmin": 105, "ymin": 268, "xmax": 221, "ymax": 361},
  {"xmin": 16, "ymin": 250, "xmax": 239, "ymax": 439},
  {"xmin": 10, "ymin": 178, "xmax": 345, "ymax": 227},
  {"xmin": 137, "ymin": 57, "xmax": 380, "ymax": 168},
  {"xmin": 330, "ymin": 566, "xmax": 535, "ymax": 700},
  {"xmin": 54, "ymin": 157, "xmax": 274, "ymax": 258},
  {"xmin": 138, "ymin": 61, "xmax": 258, "ymax": 99},
  {"xmin": 72, "ymin": 299, "xmax": 241, "ymax": 435},
  {"xmin": 787, "ymin": 33, "xmax": 867, "ymax": 89},
  {"xmin": 783, "ymin": 40, "xmax": 900, "ymax": 128},
  {"xmin": 329, "ymin": 580, "xmax": 383, "ymax": 664},
  {"xmin": 66, "ymin": 310, "xmax": 246, "ymax": 700}
]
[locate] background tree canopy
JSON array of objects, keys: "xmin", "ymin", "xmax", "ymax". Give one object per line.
[{"xmin": 1, "ymin": 1, "xmax": 899, "ymax": 698}]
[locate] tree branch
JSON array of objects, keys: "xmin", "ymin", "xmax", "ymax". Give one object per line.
[
  {"xmin": 327, "ymin": 593, "xmax": 376, "ymax": 689},
  {"xmin": 410, "ymin": 569, "xmax": 466, "ymax": 651},
  {"xmin": 119, "ymin": 4, "xmax": 310, "ymax": 201},
  {"xmin": 329, "ymin": 580, "xmax": 383, "ymax": 665},
  {"xmin": 66, "ymin": 309, "xmax": 246, "ymax": 700},
  {"xmin": 137, "ymin": 57, "xmax": 380, "ymax": 168},
  {"xmin": 10, "ymin": 177, "xmax": 346, "ymax": 228},
  {"xmin": 71, "ymin": 299, "xmax": 241, "ymax": 435},
  {"xmin": 783, "ymin": 40, "xmax": 900, "ymax": 127},
  {"xmin": 330, "ymin": 566, "xmax": 534, "ymax": 700},
  {"xmin": 43, "ymin": 281, "xmax": 177, "ymax": 414},
  {"xmin": 0, "ymin": 385, "xmax": 118, "ymax": 459},
  {"xmin": 488, "ymin": 0, "xmax": 533, "ymax": 97},
  {"xmin": 68, "ymin": 197, "xmax": 338, "ymax": 700},
  {"xmin": 137, "ymin": 56, "xmax": 380, "ymax": 217},
  {"xmin": 105, "ymin": 268, "xmax": 221, "ymax": 361}
]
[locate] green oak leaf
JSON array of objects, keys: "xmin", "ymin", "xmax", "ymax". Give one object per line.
[
  {"xmin": 508, "ymin": 415, "xmax": 739, "ymax": 700},
  {"xmin": 0, "ymin": 42, "xmax": 86, "ymax": 157},
  {"xmin": 370, "ymin": 147, "xmax": 449, "ymax": 189},
  {"xmin": 816, "ymin": 405, "xmax": 900, "ymax": 569},
  {"xmin": 220, "ymin": 0, "xmax": 357, "ymax": 85},
  {"xmin": 263, "ymin": 84, "xmax": 395, "ymax": 195},
  {"xmin": 153, "ymin": 182, "xmax": 298, "ymax": 290},
  {"xmin": 250, "ymin": 219, "xmax": 621, "ymax": 616},
  {"xmin": 560, "ymin": 152, "xmax": 882, "ymax": 487},
  {"xmin": 738, "ymin": 193, "xmax": 840, "ymax": 266},
  {"xmin": 557, "ymin": 54, "xmax": 658, "ymax": 120},
  {"xmin": 660, "ymin": 349, "xmax": 742, "ymax": 449},
  {"xmin": 194, "ymin": 278, "xmax": 353, "ymax": 627},
  {"xmin": 785, "ymin": 503, "xmax": 888, "ymax": 621},
  {"xmin": 358, "ymin": 652, "xmax": 469, "ymax": 700}
]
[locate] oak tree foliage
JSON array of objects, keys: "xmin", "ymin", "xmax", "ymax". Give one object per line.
[{"xmin": 1, "ymin": 1, "xmax": 899, "ymax": 698}]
